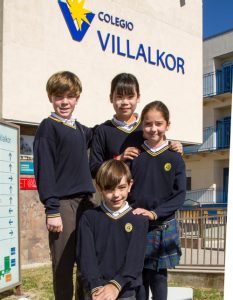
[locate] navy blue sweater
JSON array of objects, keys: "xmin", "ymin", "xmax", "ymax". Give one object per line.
[
  {"xmin": 128, "ymin": 144, "xmax": 186, "ymax": 222},
  {"xmin": 90, "ymin": 119, "xmax": 143, "ymax": 178},
  {"xmin": 77, "ymin": 205, "xmax": 148, "ymax": 297},
  {"xmin": 33, "ymin": 116, "xmax": 95, "ymax": 215}
]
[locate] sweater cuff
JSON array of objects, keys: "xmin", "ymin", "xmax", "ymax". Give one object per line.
[
  {"xmin": 150, "ymin": 211, "xmax": 158, "ymax": 220},
  {"xmin": 44, "ymin": 197, "xmax": 60, "ymax": 215},
  {"xmin": 91, "ymin": 286, "xmax": 103, "ymax": 295},
  {"xmin": 109, "ymin": 280, "xmax": 122, "ymax": 292},
  {"xmin": 90, "ymin": 279, "xmax": 105, "ymax": 292},
  {"xmin": 110, "ymin": 273, "xmax": 132, "ymax": 292},
  {"xmin": 46, "ymin": 213, "xmax": 61, "ymax": 218}
]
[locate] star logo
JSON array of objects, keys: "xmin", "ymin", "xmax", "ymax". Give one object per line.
[{"xmin": 58, "ymin": 0, "xmax": 95, "ymax": 42}]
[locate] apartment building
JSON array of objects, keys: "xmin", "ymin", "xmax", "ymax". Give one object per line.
[{"xmin": 184, "ymin": 29, "xmax": 233, "ymax": 205}]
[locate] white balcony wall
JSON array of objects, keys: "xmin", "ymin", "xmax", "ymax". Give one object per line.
[{"xmin": 203, "ymin": 98, "xmax": 231, "ymax": 128}]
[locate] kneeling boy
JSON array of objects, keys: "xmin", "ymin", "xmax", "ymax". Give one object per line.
[{"xmin": 77, "ymin": 160, "xmax": 148, "ymax": 300}]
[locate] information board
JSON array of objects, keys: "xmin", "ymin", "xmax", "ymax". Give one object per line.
[
  {"xmin": 0, "ymin": 121, "xmax": 20, "ymax": 292},
  {"xmin": 20, "ymin": 177, "xmax": 37, "ymax": 190},
  {"xmin": 20, "ymin": 161, "xmax": 34, "ymax": 175}
]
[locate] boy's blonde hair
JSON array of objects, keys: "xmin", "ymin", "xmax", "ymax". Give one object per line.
[
  {"xmin": 96, "ymin": 159, "xmax": 132, "ymax": 191},
  {"xmin": 46, "ymin": 71, "xmax": 82, "ymax": 97}
]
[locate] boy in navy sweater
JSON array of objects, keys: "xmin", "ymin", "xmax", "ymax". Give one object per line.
[
  {"xmin": 33, "ymin": 71, "xmax": 95, "ymax": 300},
  {"xmin": 89, "ymin": 73, "xmax": 182, "ymax": 178},
  {"xmin": 77, "ymin": 159, "xmax": 148, "ymax": 300}
]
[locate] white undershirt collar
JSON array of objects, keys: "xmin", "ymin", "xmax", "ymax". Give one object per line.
[
  {"xmin": 51, "ymin": 112, "xmax": 76, "ymax": 127},
  {"xmin": 102, "ymin": 201, "xmax": 129, "ymax": 217},
  {"xmin": 112, "ymin": 114, "xmax": 139, "ymax": 132},
  {"xmin": 144, "ymin": 140, "xmax": 169, "ymax": 153}
]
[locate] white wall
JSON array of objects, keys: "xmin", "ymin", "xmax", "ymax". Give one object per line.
[
  {"xmin": 185, "ymin": 154, "xmax": 229, "ymax": 190},
  {"xmin": 203, "ymin": 31, "xmax": 233, "ymax": 74},
  {"xmin": 1, "ymin": 0, "xmax": 202, "ymax": 142},
  {"xmin": 203, "ymin": 98, "xmax": 231, "ymax": 127}
]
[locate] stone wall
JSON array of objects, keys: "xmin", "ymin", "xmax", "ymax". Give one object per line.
[
  {"xmin": 169, "ymin": 269, "xmax": 224, "ymax": 289},
  {"xmin": 19, "ymin": 189, "xmax": 50, "ymax": 265}
]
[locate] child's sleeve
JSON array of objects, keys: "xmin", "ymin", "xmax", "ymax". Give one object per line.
[
  {"xmin": 109, "ymin": 217, "xmax": 148, "ymax": 292},
  {"xmin": 33, "ymin": 125, "xmax": 60, "ymax": 216},
  {"xmin": 89, "ymin": 126, "xmax": 106, "ymax": 178},
  {"xmin": 80, "ymin": 124, "xmax": 98, "ymax": 149},
  {"xmin": 77, "ymin": 213, "xmax": 104, "ymax": 294},
  {"xmin": 152, "ymin": 155, "xmax": 186, "ymax": 219}
]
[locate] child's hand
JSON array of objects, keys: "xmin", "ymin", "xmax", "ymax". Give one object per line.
[
  {"xmin": 92, "ymin": 284, "xmax": 119, "ymax": 300},
  {"xmin": 133, "ymin": 208, "xmax": 155, "ymax": 220},
  {"xmin": 169, "ymin": 141, "xmax": 183, "ymax": 154},
  {"xmin": 92, "ymin": 287, "xmax": 104, "ymax": 300},
  {"xmin": 118, "ymin": 147, "xmax": 140, "ymax": 161},
  {"xmin": 46, "ymin": 216, "xmax": 63, "ymax": 232}
]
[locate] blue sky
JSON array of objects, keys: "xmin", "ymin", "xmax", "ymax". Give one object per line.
[{"xmin": 203, "ymin": 0, "xmax": 233, "ymax": 39}]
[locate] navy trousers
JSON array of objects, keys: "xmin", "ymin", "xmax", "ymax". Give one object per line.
[{"xmin": 136, "ymin": 268, "xmax": 168, "ymax": 300}]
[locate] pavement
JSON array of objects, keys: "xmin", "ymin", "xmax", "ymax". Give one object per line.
[
  {"xmin": 168, "ymin": 287, "xmax": 193, "ymax": 300},
  {"xmin": 149, "ymin": 287, "xmax": 193, "ymax": 300}
]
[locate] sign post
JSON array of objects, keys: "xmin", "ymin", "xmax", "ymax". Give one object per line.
[{"xmin": 0, "ymin": 121, "xmax": 20, "ymax": 293}]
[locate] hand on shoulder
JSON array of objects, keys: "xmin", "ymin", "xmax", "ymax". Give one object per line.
[
  {"xmin": 117, "ymin": 147, "xmax": 140, "ymax": 161},
  {"xmin": 169, "ymin": 141, "xmax": 183, "ymax": 154},
  {"xmin": 133, "ymin": 208, "xmax": 156, "ymax": 220}
]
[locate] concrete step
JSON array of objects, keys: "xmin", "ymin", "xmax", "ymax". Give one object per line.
[
  {"xmin": 149, "ymin": 287, "xmax": 193, "ymax": 300},
  {"xmin": 168, "ymin": 287, "xmax": 193, "ymax": 300}
]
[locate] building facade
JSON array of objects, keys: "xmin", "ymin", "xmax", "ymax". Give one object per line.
[
  {"xmin": 0, "ymin": 0, "xmax": 202, "ymax": 266},
  {"xmin": 184, "ymin": 30, "xmax": 233, "ymax": 205}
]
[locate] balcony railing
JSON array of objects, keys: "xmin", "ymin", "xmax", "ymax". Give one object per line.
[
  {"xmin": 176, "ymin": 207, "xmax": 226, "ymax": 269},
  {"xmin": 186, "ymin": 188, "xmax": 215, "ymax": 203},
  {"xmin": 184, "ymin": 122, "xmax": 230, "ymax": 154},
  {"xmin": 203, "ymin": 66, "xmax": 233, "ymax": 97},
  {"xmin": 185, "ymin": 188, "xmax": 225, "ymax": 204},
  {"xmin": 203, "ymin": 72, "xmax": 216, "ymax": 97}
]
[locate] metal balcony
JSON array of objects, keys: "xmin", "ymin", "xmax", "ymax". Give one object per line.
[
  {"xmin": 184, "ymin": 120, "xmax": 230, "ymax": 154},
  {"xmin": 203, "ymin": 65, "xmax": 233, "ymax": 97},
  {"xmin": 185, "ymin": 188, "xmax": 226, "ymax": 204}
]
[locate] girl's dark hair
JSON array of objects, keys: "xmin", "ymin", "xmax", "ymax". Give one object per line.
[
  {"xmin": 96, "ymin": 159, "xmax": 132, "ymax": 191},
  {"xmin": 141, "ymin": 101, "xmax": 170, "ymax": 123},
  {"xmin": 110, "ymin": 73, "xmax": 140, "ymax": 100}
]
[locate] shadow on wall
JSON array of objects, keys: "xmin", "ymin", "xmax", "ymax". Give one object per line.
[{"xmin": 180, "ymin": 0, "xmax": 186, "ymax": 7}]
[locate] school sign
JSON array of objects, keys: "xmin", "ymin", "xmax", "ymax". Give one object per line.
[
  {"xmin": 59, "ymin": 0, "xmax": 185, "ymax": 75},
  {"xmin": 0, "ymin": 0, "xmax": 202, "ymax": 143}
]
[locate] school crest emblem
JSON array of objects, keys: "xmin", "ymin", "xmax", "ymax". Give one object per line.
[
  {"xmin": 125, "ymin": 223, "xmax": 133, "ymax": 232},
  {"xmin": 164, "ymin": 163, "xmax": 172, "ymax": 171}
]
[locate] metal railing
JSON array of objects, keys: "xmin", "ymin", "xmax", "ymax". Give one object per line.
[
  {"xmin": 184, "ymin": 122, "xmax": 230, "ymax": 154},
  {"xmin": 176, "ymin": 207, "xmax": 226, "ymax": 269},
  {"xmin": 184, "ymin": 126, "xmax": 216, "ymax": 153},
  {"xmin": 203, "ymin": 72, "xmax": 216, "ymax": 97},
  {"xmin": 203, "ymin": 67, "xmax": 233, "ymax": 97},
  {"xmin": 186, "ymin": 188, "xmax": 226, "ymax": 204},
  {"xmin": 186, "ymin": 188, "xmax": 215, "ymax": 203}
]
